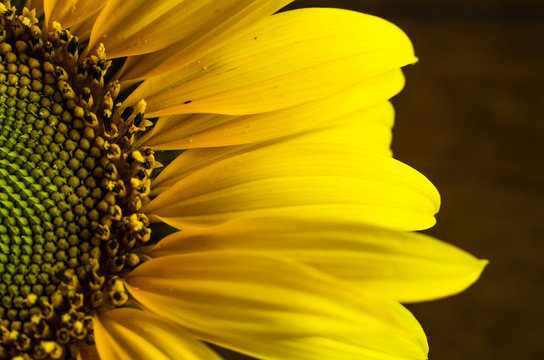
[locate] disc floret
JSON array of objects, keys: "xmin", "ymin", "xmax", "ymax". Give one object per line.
[{"xmin": 0, "ymin": 3, "xmax": 154, "ymax": 358}]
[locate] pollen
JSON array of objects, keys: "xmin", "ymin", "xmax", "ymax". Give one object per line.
[{"xmin": 0, "ymin": 4, "xmax": 154, "ymax": 359}]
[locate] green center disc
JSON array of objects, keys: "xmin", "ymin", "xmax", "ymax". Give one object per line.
[{"xmin": 0, "ymin": 6, "xmax": 154, "ymax": 359}]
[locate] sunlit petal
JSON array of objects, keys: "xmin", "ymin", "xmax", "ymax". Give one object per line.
[
  {"xmin": 124, "ymin": 8, "xmax": 416, "ymax": 116},
  {"xmin": 126, "ymin": 251, "xmax": 428, "ymax": 359},
  {"xmin": 140, "ymin": 72, "xmax": 401, "ymax": 152},
  {"xmin": 151, "ymin": 216, "xmax": 487, "ymax": 302},
  {"xmin": 146, "ymin": 142, "xmax": 440, "ymax": 231}
]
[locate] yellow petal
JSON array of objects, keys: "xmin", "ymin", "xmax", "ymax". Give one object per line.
[
  {"xmin": 88, "ymin": 0, "xmax": 292, "ymax": 59},
  {"xmin": 139, "ymin": 71, "xmax": 401, "ymax": 151},
  {"xmin": 201, "ymin": 334, "xmax": 426, "ymax": 360},
  {"xmin": 26, "ymin": 0, "xmax": 44, "ymax": 16},
  {"xmin": 151, "ymin": 216, "xmax": 487, "ymax": 303},
  {"xmin": 94, "ymin": 308, "xmax": 221, "ymax": 360},
  {"xmin": 145, "ymin": 142, "xmax": 439, "ymax": 231},
  {"xmin": 69, "ymin": 10, "xmax": 102, "ymax": 44},
  {"xmin": 124, "ymin": 8, "xmax": 416, "ymax": 116},
  {"xmin": 118, "ymin": 0, "xmax": 293, "ymax": 81},
  {"xmin": 125, "ymin": 251, "xmax": 427, "ymax": 358},
  {"xmin": 44, "ymin": 0, "xmax": 105, "ymax": 29},
  {"xmin": 150, "ymin": 104, "xmax": 395, "ymax": 191},
  {"xmin": 289, "ymin": 105, "xmax": 394, "ymax": 156},
  {"xmin": 151, "ymin": 142, "xmax": 260, "ymax": 191}
]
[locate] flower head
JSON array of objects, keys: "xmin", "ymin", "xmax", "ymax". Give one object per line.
[{"xmin": 0, "ymin": 1, "xmax": 486, "ymax": 359}]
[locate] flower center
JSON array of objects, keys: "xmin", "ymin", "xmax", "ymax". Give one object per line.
[{"xmin": 0, "ymin": 5, "xmax": 154, "ymax": 359}]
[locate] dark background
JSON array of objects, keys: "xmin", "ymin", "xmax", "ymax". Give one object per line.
[{"xmin": 219, "ymin": 1, "xmax": 544, "ymax": 359}]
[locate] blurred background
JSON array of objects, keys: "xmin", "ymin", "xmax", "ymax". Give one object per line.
[{"xmin": 219, "ymin": 1, "xmax": 544, "ymax": 359}]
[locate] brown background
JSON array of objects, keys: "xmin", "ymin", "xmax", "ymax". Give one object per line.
[{"xmin": 219, "ymin": 1, "xmax": 544, "ymax": 359}]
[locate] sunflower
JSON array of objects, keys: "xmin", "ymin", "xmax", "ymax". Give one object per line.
[{"xmin": 0, "ymin": 0, "xmax": 486, "ymax": 359}]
